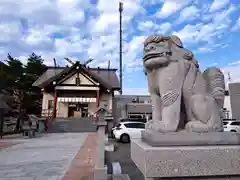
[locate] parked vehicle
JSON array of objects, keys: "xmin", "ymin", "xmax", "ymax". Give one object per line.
[
  {"xmin": 111, "ymin": 118, "xmax": 147, "ymax": 138},
  {"xmin": 113, "ymin": 121, "xmax": 145, "ymax": 143},
  {"xmin": 223, "ymin": 121, "xmax": 240, "ymax": 132}
]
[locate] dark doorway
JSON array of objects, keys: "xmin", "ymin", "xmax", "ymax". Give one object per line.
[
  {"xmin": 68, "ymin": 104, "xmax": 77, "ymax": 117},
  {"xmin": 77, "ymin": 103, "xmax": 88, "ymax": 117},
  {"xmin": 68, "ymin": 103, "xmax": 89, "ymax": 117}
]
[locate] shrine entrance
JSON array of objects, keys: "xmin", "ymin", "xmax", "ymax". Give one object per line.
[{"xmin": 68, "ymin": 103, "xmax": 89, "ymax": 118}]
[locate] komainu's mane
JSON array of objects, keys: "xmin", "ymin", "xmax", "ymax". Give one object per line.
[{"xmin": 144, "ymin": 35, "xmax": 169, "ymax": 47}]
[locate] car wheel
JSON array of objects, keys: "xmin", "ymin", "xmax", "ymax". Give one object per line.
[
  {"xmin": 120, "ymin": 134, "xmax": 130, "ymax": 143},
  {"xmin": 111, "ymin": 131, "xmax": 115, "ymax": 138},
  {"xmin": 230, "ymin": 130, "xmax": 237, "ymax": 132}
]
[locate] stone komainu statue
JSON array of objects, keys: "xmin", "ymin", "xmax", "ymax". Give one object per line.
[{"xmin": 143, "ymin": 35, "xmax": 225, "ymax": 133}]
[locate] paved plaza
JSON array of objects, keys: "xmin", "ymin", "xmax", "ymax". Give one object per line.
[{"xmin": 0, "ymin": 133, "xmax": 97, "ymax": 180}]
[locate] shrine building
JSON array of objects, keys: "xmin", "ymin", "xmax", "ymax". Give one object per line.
[{"xmin": 32, "ymin": 61, "xmax": 120, "ymax": 118}]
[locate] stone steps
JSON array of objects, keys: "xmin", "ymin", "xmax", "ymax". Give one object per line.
[{"xmin": 46, "ymin": 118, "xmax": 97, "ymax": 133}]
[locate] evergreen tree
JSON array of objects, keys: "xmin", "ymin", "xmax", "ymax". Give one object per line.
[
  {"xmin": 2, "ymin": 53, "xmax": 47, "ymax": 131},
  {"xmin": 5, "ymin": 54, "xmax": 24, "ymax": 89},
  {"xmin": 23, "ymin": 53, "xmax": 47, "ymax": 115},
  {"xmin": 4, "ymin": 54, "xmax": 24, "ymax": 131},
  {"xmin": 0, "ymin": 61, "xmax": 10, "ymax": 89},
  {"xmin": 25, "ymin": 53, "xmax": 47, "ymax": 76}
]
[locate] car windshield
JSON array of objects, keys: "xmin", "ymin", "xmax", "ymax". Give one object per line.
[
  {"xmin": 124, "ymin": 123, "xmax": 145, "ymax": 129},
  {"xmin": 223, "ymin": 121, "xmax": 229, "ymax": 125},
  {"xmin": 115, "ymin": 123, "xmax": 121, "ymax": 128},
  {"xmin": 120, "ymin": 118, "xmax": 132, "ymax": 122}
]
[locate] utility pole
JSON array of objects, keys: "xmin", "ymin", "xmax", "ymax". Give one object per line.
[{"xmin": 119, "ymin": 1, "xmax": 123, "ymax": 95}]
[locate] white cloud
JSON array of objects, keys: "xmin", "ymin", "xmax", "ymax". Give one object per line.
[
  {"xmin": 228, "ymin": 60, "xmax": 240, "ymax": 66},
  {"xmin": 0, "ymin": 0, "xmax": 240, "ymax": 94},
  {"xmin": 209, "ymin": 0, "xmax": 230, "ymax": 12},
  {"xmin": 92, "ymin": 13, "xmax": 119, "ymax": 34},
  {"xmin": 173, "ymin": 4, "xmax": 237, "ymax": 45},
  {"xmin": 157, "ymin": 22, "xmax": 172, "ymax": 34},
  {"xmin": 232, "ymin": 16, "xmax": 240, "ymax": 31},
  {"xmin": 178, "ymin": 5, "xmax": 200, "ymax": 23},
  {"xmin": 23, "ymin": 27, "xmax": 52, "ymax": 47},
  {"xmin": 124, "ymin": 36, "xmax": 146, "ymax": 72},
  {"xmin": 173, "ymin": 23, "xmax": 203, "ymax": 44},
  {"xmin": 138, "ymin": 21, "xmax": 171, "ymax": 34},
  {"xmin": 156, "ymin": 0, "xmax": 193, "ymax": 18},
  {"xmin": 213, "ymin": 4, "xmax": 237, "ymax": 22},
  {"xmin": 0, "ymin": 21, "xmax": 22, "ymax": 43},
  {"xmin": 93, "ymin": 0, "xmax": 144, "ymax": 34},
  {"xmin": 197, "ymin": 47, "xmax": 213, "ymax": 53},
  {"xmin": 138, "ymin": 20, "xmax": 157, "ymax": 31},
  {"xmin": 83, "ymin": 0, "xmax": 146, "ymax": 71},
  {"xmin": 0, "ymin": 0, "xmax": 91, "ymax": 65}
]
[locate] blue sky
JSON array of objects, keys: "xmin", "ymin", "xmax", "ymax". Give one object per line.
[{"xmin": 0, "ymin": 0, "xmax": 240, "ymax": 94}]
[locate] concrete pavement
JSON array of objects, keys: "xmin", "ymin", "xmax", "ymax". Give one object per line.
[{"xmin": 0, "ymin": 133, "xmax": 88, "ymax": 180}]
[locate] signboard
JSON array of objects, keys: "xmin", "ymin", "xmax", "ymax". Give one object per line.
[{"xmin": 57, "ymin": 97, "xmax": 96, "ymax": 103}]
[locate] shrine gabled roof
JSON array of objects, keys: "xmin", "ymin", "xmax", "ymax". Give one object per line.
[{"xmin": 32, "ymin": 62, "xmax": 120, "ymax": 90}]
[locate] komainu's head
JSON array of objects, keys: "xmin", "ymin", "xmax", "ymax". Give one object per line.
[{"xmin": 143, "ymin": 34, "xmax": 195, "ymax": 70}]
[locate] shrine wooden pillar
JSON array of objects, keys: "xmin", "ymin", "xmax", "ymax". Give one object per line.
[
  {"xmin": 53, "ymin": 88, "xmax": 58, "ymax": 118},
  {"xmin": 96, "ymin": 89, "xmax": 100, "ymax": 121}
]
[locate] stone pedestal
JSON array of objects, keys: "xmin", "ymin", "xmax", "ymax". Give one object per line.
[
  {"xmin": 131, "ymin": 131, "xmax": 240, "ymax": 180},
  {"xmin": 94, "ymin": 121, "xmax": 108, "ymax": 180}
]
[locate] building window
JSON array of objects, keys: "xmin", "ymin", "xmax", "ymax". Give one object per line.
[{"xmin": 48, "ymin": 100, "xmax": 54, "ymax": 109}]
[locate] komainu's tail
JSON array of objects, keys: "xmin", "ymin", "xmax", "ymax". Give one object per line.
[{"xmin": 202, "ymin": 67, "xmax": 225, "ymax": 108}]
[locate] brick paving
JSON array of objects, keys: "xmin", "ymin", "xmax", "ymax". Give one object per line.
[
  {"xmin": 0, "ymin": 141, "xmax": 19, "ymax": 150},
  {"xmin": 62, "ymin": 133, "xmax": 98, "ymax": 180}
]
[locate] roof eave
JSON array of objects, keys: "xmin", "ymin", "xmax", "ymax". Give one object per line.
[{"xmin": 111, "ymin": 87, "xmax": 121, "ymax": 91}]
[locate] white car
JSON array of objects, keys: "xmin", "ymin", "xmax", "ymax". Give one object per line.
[
  {"xmin": 223, "ymin": 121, "xmax": 240, "ymax": 132},
  {"xmin": 113, "ymin": 121, "xmax": 145, "ymax": 143}
]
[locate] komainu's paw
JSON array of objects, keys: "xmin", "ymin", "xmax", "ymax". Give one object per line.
[
  {"xmin": 185, "ymin": 121, "xmax": 222, "ymax": 133},
  {"xmin": 146, "ymin": 120, "xmax": 177, "ymax": 133},
  {"xmin": 145, "ymin": 120, "xmax": 163, "ymax": 131}
]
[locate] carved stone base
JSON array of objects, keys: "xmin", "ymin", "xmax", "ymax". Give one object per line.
[
  {"xmin": 131, "ymin": 139, "xmax": 240, "ymax": 180},
  {"xmin": 142, "ymin": 130, "xmax": 240, "ymax": 147}
]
